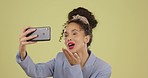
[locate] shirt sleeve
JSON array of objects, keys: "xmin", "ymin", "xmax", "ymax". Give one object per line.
[
  {"xmin": 16, "ymin": 52, "xmax": 55, "ymax": 78},
  {"xmin": 93, "ymin": 65, "xmax": 112, "ymax": 78},
  {"xmin": 65, "ymin": 64, "xmax": 83, "ymax": 78},
  {"xmin": 56, "ymin": 52, "xmax": 84, "ymax": 78}
]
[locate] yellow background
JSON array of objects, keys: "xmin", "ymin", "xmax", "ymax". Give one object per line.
[{"xmin": 0, "ymin": 0, "xmax": 148, "ymax": 78}]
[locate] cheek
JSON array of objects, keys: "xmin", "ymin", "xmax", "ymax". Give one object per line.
[
  {"xmin": 64, "ymin": 38, "xmax": 67, "ymax": 45},
  {"xmin": 75, "ymin": 37, "xmax": 85, "ymax": 43}
]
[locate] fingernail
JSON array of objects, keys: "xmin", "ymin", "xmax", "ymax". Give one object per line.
[
  {"xmin": 32, "ymin": 29, "xmax": 36, "ymax": 31},
  {"xmin": 34, "ymin": 35, "xmax": 38, "ymax": 37}
]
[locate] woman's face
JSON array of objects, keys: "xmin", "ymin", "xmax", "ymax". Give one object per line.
[{"xmin": 64, "ymin": 22, "xmax": 90, "ymax": 53}]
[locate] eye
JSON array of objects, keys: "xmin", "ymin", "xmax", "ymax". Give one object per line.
[
  {"xmin": 64, "ymin": 34, "xmax": 68, "ymax": 37},
  {"xmin": 73, "ymin": 32, "xmax": 77, "ymax": 35}
]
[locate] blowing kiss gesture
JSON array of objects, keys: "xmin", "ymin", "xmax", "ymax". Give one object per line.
[{"xmin": 62, "ymin": 48, "xmax": 81, "ymax": 65}]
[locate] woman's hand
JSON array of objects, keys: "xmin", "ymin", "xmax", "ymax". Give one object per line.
[
  {"xmin": 19, "ymin": 27, "xmax": 37, "ymax": 60},
  {"xmin": 62, "ymin": 48, "xmax": 81, "ymax": 65}
]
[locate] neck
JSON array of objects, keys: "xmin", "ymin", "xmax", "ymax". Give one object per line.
[{"xmin": 77, "ymin": 47, "xmax": 89, "ymax": 69}]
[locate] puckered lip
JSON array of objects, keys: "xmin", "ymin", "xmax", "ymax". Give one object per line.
[{"xmin": 67, "ymin": 41, "xmax": 75, "ymax": 49}]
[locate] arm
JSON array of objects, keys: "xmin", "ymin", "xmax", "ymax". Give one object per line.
[
  {"xmin": 16, "ymin": 52, "xmax": 55, "ymax": 78},
  {"xmin": 62, "ymin": 48, "xmax": 84, "ymax": 78},
  {"xmin": 16, "ymin": 27, "xmax": 54, "ymax": 77},
  {"xmin": 64, "ymin": 64, "xmax": 83, "ymax": 78},
  {"xmin": 91, "ymin": 65, "xmax": 112, "ymax": 78},
  {"xmin": 97, "ymin": 66, "xmax": 112, "ymax": 78}
]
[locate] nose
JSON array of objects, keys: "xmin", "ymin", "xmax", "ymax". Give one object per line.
[
  {"xmin": 67, "ymin": 37, "xmax": 72, "ymax": 42},
  {"xmin": 64, "ymin": 34, "xmax": 73, "ymax": 42}
]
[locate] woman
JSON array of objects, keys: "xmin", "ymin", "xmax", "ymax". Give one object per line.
[{"xmin": 16, "ymin": 7, "xmax": 112, "ymax": 78}]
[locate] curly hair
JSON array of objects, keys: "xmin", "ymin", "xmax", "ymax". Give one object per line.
[{"xmin": 59, "ymin": 7, "xmax": 98, "ymax": 47}]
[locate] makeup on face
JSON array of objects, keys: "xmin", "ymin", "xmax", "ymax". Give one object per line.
[
  {"xmin": 67, "ymin": 41, "xmax": 75, "ymax": 50},
  {"xmin": 64, "ymin": 23, "xmax": 86, "ymax": 51},
  {"xmin": 64, "ymin": 29, "xmax": 78, "ymax": 50}
]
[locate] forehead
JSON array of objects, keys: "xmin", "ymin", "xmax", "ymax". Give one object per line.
[{"xmin": 64, "ymin": 22, "xmax": 81, "ymax": 32}]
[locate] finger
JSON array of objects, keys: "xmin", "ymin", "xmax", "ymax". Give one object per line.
[
  {"xmin": 20, "ymin": 35, "xmax": 38, "ymax": 42},
  {"xmin": 21, "ymin": 28, "xmax": 36, "ymax": 38},
  {"xmin": 20, "ymin": 28, "xmax": 36, "ymax": 40},
  {"xmin": 62, "ymin": 48, "xmax": 79, "ymax": 63},
  {"xmin": 22, "ymin": 27, "xmax": 35, "ymax": 33},
  {"xmin": 21, "ymin": 41, "xmax": 37, "ymax": 45},
  {"xmin": 62, "ymin": 48, "xmax": 71, "ymax": 60},
  {"xmin": 63, "ymin": 48, "xmax": 73, "ymax": 57},
  {"xmin": 62, "ymin": 48, "xmax": 75, "ymax": 59},
  {"xmin": 74, "ymin": 53, "xmax": 80, "ymax": 60},
  {"xmin": 22, "ymin": 27, "xmax": 30, "ymax": 33},
  {"xmin": 62, "ymin": 48, "xmax": 77, "ymax": 65}
]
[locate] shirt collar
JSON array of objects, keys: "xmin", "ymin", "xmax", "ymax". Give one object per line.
[{"xmin": 83, "ymin": 51, "xmax": 96, "ymax": 67}]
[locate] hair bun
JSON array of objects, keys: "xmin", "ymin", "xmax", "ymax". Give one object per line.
[{"xmin": 68, "ymin": 7, "xmax": 98, "ymax": 29}]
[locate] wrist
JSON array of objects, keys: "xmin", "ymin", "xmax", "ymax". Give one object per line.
[{"xmin": 20, "ymin": 51, "xmax": 27, "ymax": 61}]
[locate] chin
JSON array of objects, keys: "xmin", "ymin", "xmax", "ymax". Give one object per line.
[{"xmin": 68, "ymin": 49, "xmax": 77, "ymax": 54}]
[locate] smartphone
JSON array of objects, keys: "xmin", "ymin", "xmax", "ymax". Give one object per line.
[{"xmin": 26, "ymin": 27, "xmax": 51, "ymax": 41}]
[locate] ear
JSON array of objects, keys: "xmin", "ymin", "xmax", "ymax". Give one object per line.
[{"xmin": 84, "ymin": 35, "xmax": 90, "ymax": 44}]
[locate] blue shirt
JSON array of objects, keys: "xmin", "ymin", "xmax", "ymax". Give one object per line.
[{"xmin": 16, "ymin": 51, "xmax": 111, "ymax": 78}]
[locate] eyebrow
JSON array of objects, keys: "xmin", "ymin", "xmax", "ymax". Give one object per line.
[
  {"xmin": 72, "ymin": 29, "xmax": 79, "ymax": 32},
  {"xmin": 64, "ymin": 29, "xmax": 79, "ymax": 34}
]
